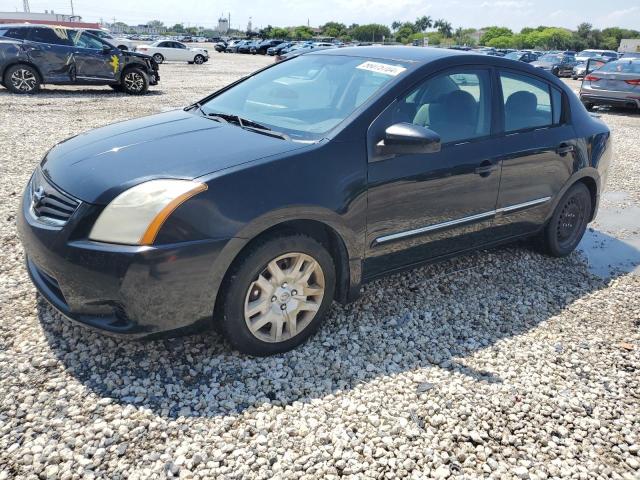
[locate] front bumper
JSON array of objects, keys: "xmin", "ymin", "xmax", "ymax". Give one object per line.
[{"xmin": 17, "ymin": 178, "xmax": 230, "ymax": 337}]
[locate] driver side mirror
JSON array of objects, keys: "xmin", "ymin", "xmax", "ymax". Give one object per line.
[{"xmin": 376, "ymin": 123, "xmax": 441, "ymax": 156}]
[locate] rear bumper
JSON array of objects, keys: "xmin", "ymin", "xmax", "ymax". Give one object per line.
[{"xmin": 580, "ymin": 93, "xmax": 640, "ymax": 109}]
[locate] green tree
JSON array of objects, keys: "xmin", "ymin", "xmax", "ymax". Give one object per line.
[
  {"xmin": 321, "ymin": 21, "xmax": 348, "ymax": 39},
  {"xmin": 395, "ymin": 22, "xmax": 418, "ymax": 44},
  {"xmin": 351, "ymin": 24, "xmax": 391, "ymax": 42},
  {"xmin": 414, "ymin": 15, "xmax": 433, "ymax": 32},
  {"xmin": 487, "ymin": 35, "xmax": 515, "ymax": 48},
  {"xmin": 171, "ymin": 23, "xmax": 185, "ymax": 33},
  {"xmin": 292, "ymin": 25, "xmax": 314, "ymax": 40},
  {"xmin": 434, "ymin": 19, "xmax": 453, "ymax": 38},
  {"xmin": 391, "ymin": 20, "xmax": 402, "ymax": 31},
  {"xmin": 147, "ymin": 20, "xmax": 164, "ymax": 29},
  {"xmin": 480, "ymin": 26, "xmax": 513, "ymax": 45},
  {"xmin": 270, "ymin": 27, "xmax": 290, "ymax": 39}
]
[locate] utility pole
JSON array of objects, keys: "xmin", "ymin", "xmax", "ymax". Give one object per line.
[
  {"xmin": 70, "ymin": 0, "xmax": 75, "ymax": 16},
  {"xmin": 23, "ymin": 0, "xmax": 30, "ymax": 13}
]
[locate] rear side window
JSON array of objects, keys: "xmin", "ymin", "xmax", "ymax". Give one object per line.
[
  {"xmin": 28, "ymin": 27, "xmax": 72, "ymax": 46},
  {"xmin": 0, "ymin": 27, "xmax": 27, "ymax": 39},
  {"xmin": 500, "ymin": 72, "xmax": 557, "ymax": 132}
]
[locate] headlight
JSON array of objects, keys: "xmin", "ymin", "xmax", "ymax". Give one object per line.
[{"xmin": 89, "ymin": 179, "xmax": 207, "ymax": 245}]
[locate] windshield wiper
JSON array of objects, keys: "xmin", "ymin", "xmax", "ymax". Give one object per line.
[{"xmin": 204, "ymin": 111, "xmax": 290, "ymax": 141}]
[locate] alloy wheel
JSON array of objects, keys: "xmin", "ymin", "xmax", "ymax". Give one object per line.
[
  {"xmin": 194, "ymin": 55, "xmax": 204, "ymax": 64},
  {"xmin": 10, "ymin": 68, "xmax": 37, "ymax": 92},
  {"xmin": 123, "ymin": 72, "xmax": 144, "ymax": 92},
  {"xmin": 243, "ymin": 252, "xmax": 325, "ymax": 343}
]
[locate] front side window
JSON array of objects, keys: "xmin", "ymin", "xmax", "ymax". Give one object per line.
[
  {"xmin": 394, "ymin": 69, "xmax": 492, "ymax": 144},
  {"xmin": 500, "ymin": 72, "xmax": 557, "ymax": 132},
  {"xmin": 69, "ymin": 31, "xmax": 106, "ymax": 50},
  {"xmin": 201, "ymin": 55, "xmax": 407, "ymax": 140}
]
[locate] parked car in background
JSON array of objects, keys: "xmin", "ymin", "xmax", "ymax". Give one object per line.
[
  {"xmin": 530, "ymin": 53, "xmax": 577, "ymax": 77},
  {"xmin": 136, "ymin": 40, "xmax": 208, "ymax": 64},
  {"xmin": 238, "ymin": 40, "xmax": 259, "ymax": 54},
  {"xmin": 255, "ymin": 39, "xmax": 284, "ymax": 55},
  {"xmin": 276, "ymin": 44, "xmax": 336, "ymax": 62},
  {"xmin": 504, "ymin": 51, "xmax": 539, "ymax": 63},
  {"xmin": 0, "ymin": 24, "xmax": 159, "ymax": 94},
  {"xmin": 572, "ymin": 56, "xmax": 607, "ymax": 80},
  {"xmin": 267, "ymin": 42, "xmax": 294, "ymax": 56},
  {"xmin": 576, "ymin": 49, "xmax": 618, "ymax": 63},
  {"xmin": 82, "ymin": 28, "xmax": 136, "ymax": 51},
  {"xmin": 214, "ymin": 41, "xmax": 227, "ymax": 53},
  {"xmin": 226, "ymin": 39, "xmax": 249, "ymax": 53},
  {"xmin": 580, "ymin": 58, "xmax": 640, "ymax": 110},
  {"xmin": 18, "ymin": 47, "xmax": 611, "ymax": 355}
]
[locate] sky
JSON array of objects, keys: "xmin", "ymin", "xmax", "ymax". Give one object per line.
[{"xmin": 2, "ymin": 0, "xmax": 639, "ymax": 31}]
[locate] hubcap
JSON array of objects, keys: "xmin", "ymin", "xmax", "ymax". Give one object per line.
[
  {"xmin": 195, "ymin": 56, "xmax": 203, "ymax": 64},
  {"xmin": 10, "ymin": 68, "xmax": 36, "ymax": 92},
  {"xmin": 243, "ymin": 252, "xmax": 325, "ymax": 343},
  {"xmin": 124, "ymin": 72, "xmax": 144, "ymax": 92},
  {"xmin": 557, "ymin": 195, "xmax": 585, "ymax": 246}
]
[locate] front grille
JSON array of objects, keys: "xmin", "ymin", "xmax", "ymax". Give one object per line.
[{"xmin": 29, "ymin": 169, "xmax": 80, "ymax": 226}]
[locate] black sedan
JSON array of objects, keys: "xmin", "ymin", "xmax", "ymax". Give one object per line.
[
  {"xmin": 19, "ymin": 47, "xmax": 612, "ymax": 355},
  {"xmin": 530, "ymin": 53, "xmax": 577, "ymax": 77}
]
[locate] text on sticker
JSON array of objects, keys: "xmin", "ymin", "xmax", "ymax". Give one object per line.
[{"xmin": 356, "ymin": 61, "xmax": 406, "ymax": 76}]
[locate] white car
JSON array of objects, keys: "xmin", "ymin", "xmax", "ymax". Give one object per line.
[
  {"xmin": 83, "ymin": 29, "xmax": 136, "ymax": 51},
  {"xmin": 136, "ymin": 40, "xmax": 209, "ymax": 64}
]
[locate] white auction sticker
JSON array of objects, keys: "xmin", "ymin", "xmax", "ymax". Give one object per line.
[{"xmin": 356, "ymin": 61, "xmax": 406, "ymax": 76}]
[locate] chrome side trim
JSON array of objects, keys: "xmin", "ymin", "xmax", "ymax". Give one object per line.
[
  {"xmin": 496, "ymin": 196, "xmax": 551, "ymax": 214},
  {"xmin": 375, "ymin": 210, "xmax": 495, "ymax": 244},
  {"xmin": 374, "ymin": 196, "xmax": 552, "ymax": 245}
]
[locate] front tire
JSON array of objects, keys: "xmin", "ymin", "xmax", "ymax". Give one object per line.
[
  {"xmin": 121, "ymin": 68, "xmax": 149, "ymax": 95},
  {"xmin": 194, "ymin": 54, "xmax": 205, "ymax": 64},
  {"xmin": 540, "ymin": 183, "xmax": 591, "ymax": 257},
  {"xmin": 4, "ymin": 64, "xmax": 40, "ymax": 94},
  {"xmin": 219, "ymin": 234, "xmax": 336, "ymax": 356}
]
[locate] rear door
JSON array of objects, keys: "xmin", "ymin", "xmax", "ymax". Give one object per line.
[
  {"xmin": 24, "ymin": 27, "xmax": 75, "ymax": 82},
  {"xmin": 492, "ymin": 69, "xmax": 576, "ymax": 238}
]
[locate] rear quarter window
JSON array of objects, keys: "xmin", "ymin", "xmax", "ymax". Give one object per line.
[{"xmin": 0, "ymin": 27, "xmax": 27, "ymax": 40}]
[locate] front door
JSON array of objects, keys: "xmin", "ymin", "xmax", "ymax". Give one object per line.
[
  {"xmin": 365, "ymin": 67, "xmax": 502, "ymax": 278},
  {"xmin": 70, "ymin": 31, "xmax": 120, "ymax": 81}
]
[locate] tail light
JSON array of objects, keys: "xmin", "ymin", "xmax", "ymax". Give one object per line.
[
  {"xmin": 624, "ymin": 79, "xmax": 640, "ymax": 86},
  {"xmin": 584, "ymin": 75, "xmax": 600, "ymax": 82},
  {"xmin": 138, "ymin": 47, "xmax": 148, "ymax": 52}
]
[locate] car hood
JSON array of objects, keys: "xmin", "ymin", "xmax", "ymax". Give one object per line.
[{"xmin": 42, "ymin": 109, "xmax": 310, "ymax": 205}]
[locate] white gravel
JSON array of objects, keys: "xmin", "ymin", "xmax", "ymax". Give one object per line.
[{"xmin": 1, "ymin": 53, "xmax": 639, "ymax": 479}]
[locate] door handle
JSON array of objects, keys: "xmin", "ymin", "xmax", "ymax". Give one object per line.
[
  {"xmin": 557, "ymin": 144, "xmax": 575, "ymax": 155},
  {"xmin": 475, "ymin": 161, "xmax": 499, "ymax": 177}
]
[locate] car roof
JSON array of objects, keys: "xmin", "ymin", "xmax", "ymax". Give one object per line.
[{"xmin": 310, "ymin": 46, "xmax": 465, "ymax": 63}]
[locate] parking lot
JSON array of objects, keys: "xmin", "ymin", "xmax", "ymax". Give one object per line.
[{"xmin": 1, "ymin": 52, "xmax": 639, "ymax": 479}]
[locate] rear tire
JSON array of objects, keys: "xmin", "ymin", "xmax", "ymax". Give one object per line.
[
  {"xmin": 120, "ymin": 68, "xmax": 149, "ymax": 95},
  {"xmin": 152, "ymin": 53, "xmax": 164, "ymax": 64},
  {"xmin": 4, "ymin": 64, "xmax": 40, "ymax": 94},
  {"xmin": 540, "ymin": 183, "xmax": 591, "ymax": 257},
  {"xmin": 219, "ymin": 234, "xmax": 336, "ymax": 356}
]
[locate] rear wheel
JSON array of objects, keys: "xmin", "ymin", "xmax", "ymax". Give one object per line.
[
  {"xmin": 121, "ymin": 68, "xmax": 149, "ymax": 95},
  {"xmin": 194, "ymin": 54, "xmax": 205, "ymax": 64},
  {"xmin": 152, "ymin": 53, "xmax": 164, "ymax": 64},
  {"xmin": 219, "ymin": 234, "xmax": 336, "ymax": 355},
  {"xmin": 4, "ymin": 64, "xmax": 40, "ymax": 94},
  {"xmin": 540, "ymin": 183, "xmax": 591, "ymax": 257}
]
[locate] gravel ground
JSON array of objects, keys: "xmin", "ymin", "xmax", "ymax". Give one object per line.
[{"xmin": 1, "ymin": 53, "xmax": 639, "ymax": 480}]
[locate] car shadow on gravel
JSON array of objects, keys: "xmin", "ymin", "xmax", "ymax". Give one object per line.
[{"xmin": 37, "ymin": 233, "xmax": 636, "ymax": 419}]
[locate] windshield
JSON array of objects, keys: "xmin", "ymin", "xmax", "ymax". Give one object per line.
[
  {"xmin": 200, "ymin": 55, "xmax": 407, "ymax": 141},
  {"xmin": 539, "ymin": 54, "xmax": 562, "ymax": 63},
  {"xmin": 578, "ymin": 51, "xmax": 599, "ymax": 58},
  {"xmin": 598, "ymin": 60, "xmax": 640, "ymax": 74}
]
